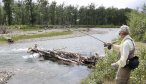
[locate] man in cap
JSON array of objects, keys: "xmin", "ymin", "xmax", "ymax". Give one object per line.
[{"xmin": 104, "ymin": 25, "xmax": 135, "ymax": 84}]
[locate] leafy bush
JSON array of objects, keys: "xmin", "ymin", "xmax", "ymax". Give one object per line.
[
  {"xmin": 143, "ymin": 32, "xmax": 146, "ymax": 42},
  {"xmin": 81, "ymin": 50, "xmax": 118, "ymax": 84},
  {"xmin": 82, "ymin": 46, "xmax": 146, "ymax": 84},
  {"xmin": 128, "ymin": 11, "xmax": 146, "ymax": 41},
  {"xmin": 130, "ymin": 47, "xmax": 146, "ymax": 84}
]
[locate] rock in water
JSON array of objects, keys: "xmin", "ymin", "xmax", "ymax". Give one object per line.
[{"xmin": 0, "ymin": 71, "xmax": 14, "ymax": 84}]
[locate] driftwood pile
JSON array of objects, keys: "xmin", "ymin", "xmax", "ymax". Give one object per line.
[{"xmin": 28, "ymin": 48, "xmax": 99, "ymax": 68}]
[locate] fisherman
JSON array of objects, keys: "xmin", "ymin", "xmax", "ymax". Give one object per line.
[{"xmin": 104, "ymin": 25, "xmax": 135, "ymax": 84}]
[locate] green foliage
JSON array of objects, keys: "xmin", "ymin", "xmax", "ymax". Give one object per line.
[
  {"xmin": 82, "ymin": 46, "xmax": 146, "ymax": 84},
  {"xmin": 128, "ymin": 11, "xmax": 146, "ymax": 41},
  {"xmin": 130, "ymin": 47, "xmax": 146, "ymax": 84},
  {"xmin": 81, "ymin": 50, "xmax": 118, "ymax": 84},
  {"xmin": 143, "ymin": 32, "xmax": 146, "ymax": 41},
  {"xmin": 0, "ymin": 1, "xmax": 132, "ymax": 26},
  {"xmin": 0, "ymin": 36, "xmax": 6, "ymax": 43},
  {"xmin": 12, "ymin": 31, "xmax": 72, "ymax": 41},
  {"xmin": 2, "ymin": 0, "xmax": 13, "ymax": 25}
]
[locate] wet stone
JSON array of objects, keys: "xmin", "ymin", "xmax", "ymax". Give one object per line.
[{"xmin": 0, "ymin": 71, "xmax": 14, "ymax": 84}]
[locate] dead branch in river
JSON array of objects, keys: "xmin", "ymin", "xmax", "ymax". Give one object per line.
[{"xmin": 28, "ymin": 48, "xmax": 99, "ymax": 68}]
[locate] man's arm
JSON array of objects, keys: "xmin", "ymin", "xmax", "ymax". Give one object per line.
[{"xmin": 112, "ymin": 44, "xmax": 120, "ymax": 51}]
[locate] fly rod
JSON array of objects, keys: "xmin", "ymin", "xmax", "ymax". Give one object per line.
[
  {"xmin": 79, "ymin": 31, "xmax": 106, "ymax": 44},
  {"xmin": 66, "ymin": 28, "xmax": 106, "ymax": 44}
]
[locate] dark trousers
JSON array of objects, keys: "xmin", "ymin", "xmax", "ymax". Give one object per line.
[{"xmin": 116, "ymin": 67, "xmax": 131, "ymax": 84}]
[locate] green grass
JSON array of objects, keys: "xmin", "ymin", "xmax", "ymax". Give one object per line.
[
  {"xmin": 13, "ymin": 31, "xmax": 72, "ymax": 41},
  {"xmin": 0, "ymin": 37, "xmax": 6, "ymax": 44},
  {"xmin": 81, "ymin": 49, "xmax": 118, "ymax": 84},
  {"xmin": 81, "ymin": 43, "xmax": 146, "ymax": 84},
  {"xmin": 0, "ymin": 31, "xmax": 72, "ymax": 43}
]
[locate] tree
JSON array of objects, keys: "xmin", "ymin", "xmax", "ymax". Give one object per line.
[
  {"xmin": 78, "ymin": 6, "xmax": 88, "ymax": 25},
  {"xmin": 25, "ymin": 0, "xmax": 35, "ymax": 25},
  {"xmin": 3, "ymin": 0, "xmax": 13, "ymax": 25},
  {"xmin": 96, "ymin": 6, "xmax": 107, "ymax": 25},
  {"xmin": 49, "ymin": 1, "xmax": 56, "ymax": 25},
  {"xmin": 142, "ymin": 4, "xmax": 146, "ymax": 13},
  {"xmin": 55, "ymin": 4, "xmax": 65, "ymax": 25},
  {"xmin": 0, "ymin": 1, "xmax": 132, "ymax": 26},
  {"xmin": 87, "ymin": 3, "xmax": 96, "ymax": 25},
  {"xmin": 37, "ymin": 0, "xmax": 49, "ymax": 25},
  {"xmin": 0, "ymin": 3, "xmax": 4, "ymax": 25}
]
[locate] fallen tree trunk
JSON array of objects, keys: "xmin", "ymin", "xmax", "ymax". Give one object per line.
[{"xmin": 28, "ymin": 48, "xmax": 99, "ymax": 68}]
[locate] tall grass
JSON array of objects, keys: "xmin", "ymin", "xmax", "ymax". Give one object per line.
[
  {"xmin": 130, "ymin": 47, "xmax": 146, "ymax": 84},
  {"xmin": 81, "ymin": 46, "xmax": 146, "ymax": 84},
  {"xmin": 81, "ymin": 49, "xmax": 118, "ymax": 84}
]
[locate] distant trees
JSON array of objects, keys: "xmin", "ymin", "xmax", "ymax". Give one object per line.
[
  {"xmin": 0, "ymin": 1, "xmax": 132, "ymax": 26},
  {"xmin": 2, "ymin": 0, "xmax": 13, "ymax": 25},
  {"xmin": 37, "ymin": 0, "xmax": 49, "ymax": 25},
  {"xmin": 0, "ymin": 3, "xmax": 4, "ymax": 25}
]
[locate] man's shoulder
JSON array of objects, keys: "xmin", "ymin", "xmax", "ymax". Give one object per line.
[{"xmin": 123, "ymin": 38, "xmax": 134, "ymax": 48}]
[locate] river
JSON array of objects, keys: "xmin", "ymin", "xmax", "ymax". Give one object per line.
[{"xmin": 0, "ymin": 28, "xmax": 119, "ymax": 84}]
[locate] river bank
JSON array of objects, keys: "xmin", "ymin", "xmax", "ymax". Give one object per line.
[
  {"xmin": 0, "ymin": 28, "xmax": 108, "ymax": 44},
  {"xmin": 81, "ymin": 41, "xmax": 146, "ymax": 84}
]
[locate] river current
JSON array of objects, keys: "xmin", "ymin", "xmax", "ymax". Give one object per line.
[{"xmin": 0, "ymin": 28, "xmax": 119, "ymax": 84}]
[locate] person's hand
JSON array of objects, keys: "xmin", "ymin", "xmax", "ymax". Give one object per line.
[
  {"xmin": 104, "ymin": 43, "xmax": 112, "ymax": 50},
  {"xmin": 111, "ymin": 63, "xmax": 119, "ymax": 69}
]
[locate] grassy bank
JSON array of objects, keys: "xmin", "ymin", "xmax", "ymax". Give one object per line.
[
  {"xmin": 81, "ymin": 43, "xmax": 146, "ymax": 84},
  {"xmin": 0, "ymin": 24, "xmax": 119, "ymax": 31},
  {"xmin": 0, "ymin": 31, "xmax": 72, "ymax": 43},
  {"xmin": 0, "ymin": 25, "xmax": 43, "ymax": 31}
]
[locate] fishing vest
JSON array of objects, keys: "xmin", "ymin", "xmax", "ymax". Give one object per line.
[
  {"xmin": 125, "ymin": 38, "xmax": 135, "ymax": 63},
  {"xmin": 118, "ymin": 38, "xmax": 135, "ymax": 65}
]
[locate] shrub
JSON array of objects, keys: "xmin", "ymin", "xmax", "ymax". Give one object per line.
[
  {"xmin": 143, "ymin": 32, "xmax": 146, "ymax": 42},
  {"xmin": 81, "ymin": 49, "xmax": 118, "ymax": 84},
  {"xmin": 130, "ymin": 47, "xmax": 146, "ymax": 84},
  {"xmin": 82, "ymin": 46, "xmax": 146, "ymax": 84},
  {"xmin": 128, "ymin": 11, "xmax": 146, "ymax": 41}
]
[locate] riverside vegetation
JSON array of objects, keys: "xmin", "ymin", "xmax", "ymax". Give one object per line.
[
  {"xmin": 81, "ymin": 5, "xmax": 146, "ymax": 84},
  {"xmin": 82, "ymin": 45, "xmax": 146, "ymax": 84},
  {"xmin": 0, "ymin": 0, "xmax": 146, "ymax": 83}
]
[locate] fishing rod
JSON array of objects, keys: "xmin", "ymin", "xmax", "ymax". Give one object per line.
[
  {"xmin": 66, "ymin": 28, "xmax": 106, "ymax": 44},
  {"xmin": 79, "ymin": 31, "xmax": 106, "ymax": 44}
]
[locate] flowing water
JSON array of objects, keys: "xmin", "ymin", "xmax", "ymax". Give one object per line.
[{"xmin": 0, "ymin": 28, "xmax": 119, "ymax": 84}]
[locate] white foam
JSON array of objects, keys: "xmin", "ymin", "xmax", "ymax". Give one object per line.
[{"xmin": 22, "ymin": 53, "xmax": 40, "ymax": 59}]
